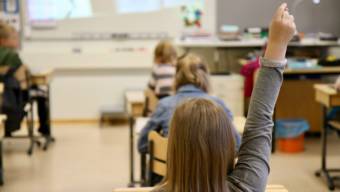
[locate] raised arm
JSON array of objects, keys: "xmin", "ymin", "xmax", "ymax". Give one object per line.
[{"xmin": 228, "ymin": 4, "xmax": 296, "ymax": 191}]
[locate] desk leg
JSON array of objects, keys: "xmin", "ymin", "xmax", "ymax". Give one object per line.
[
  {"xmin": 315, "ymin": 106, "xmax": 335, "ymax": 191},
  {"xmin": 27, "ymin": 100, "xmax": 35, "ymax": 156},
  {"xmin": 43, "ymin": 84, "xmax": 55, "ymax": 151},
  {"xmin": 140, "ymin": 152, "xmax": 146, "ymax": 186},
  {"xmin": 47, "ymin": 84, "xmax": 51, "ymax": 136},
  {"xmin": 128, "ymin": 116, "xmax": 135, "ymax": 187},
  {"xmin": 322, "ymin": 106, "xmax": 328, "ymax": 171}
]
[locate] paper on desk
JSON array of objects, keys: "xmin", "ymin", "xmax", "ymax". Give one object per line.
[{"xmin": 135, "ymin": 117, "xmax": 150, "ymax": 134}]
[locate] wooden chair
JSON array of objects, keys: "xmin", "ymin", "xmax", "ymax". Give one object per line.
[
  {"xmin": 0, "ymin": 66, "xmax": 40, "ymax": 155},
  {"xmin": 143, "ymin": 88, "xmax": 159, "ymax": 117},
  {"xmin": 147, "ymin": 131, "xmax": 168, "ymax": 186},
  {"xmin": 113, "ymin": 187, "xmax": 153, "ymax": 192},
  {"xmin": 113, "ymin": 185, "xmax": 288, "ymax": 192}
]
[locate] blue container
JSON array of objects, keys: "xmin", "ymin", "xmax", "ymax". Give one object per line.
[{"xmin": 275, "ymin": 119, "xmax": 310, "ymax": 139}]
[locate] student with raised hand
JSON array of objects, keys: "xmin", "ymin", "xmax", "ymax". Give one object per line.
[
  {"xmin": 154, "ymin": 3, "xmax": 296, "ymax": 192},
  {"xmin": 138, "ymin": 53, "xmax": 241, "ymax": 154}
]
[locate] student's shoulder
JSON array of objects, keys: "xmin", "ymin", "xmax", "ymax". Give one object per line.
[
  {"xmin": 158, "ymin": 95, "xmax": 176, "ymax": 108},
  {"xmin": 0, "ymin": 47, "xmax": 16, "ymax": 56},
  {"xmin": 0, "ymin": 47, "xmax": 21, "ymax": 66},
  {"xmin": 156, "ymin": 95, "xmax": 183, "ymax": 114},
  {"xmin": 207, "ymin": 95, "xmax": 228, "ymax": 107}
]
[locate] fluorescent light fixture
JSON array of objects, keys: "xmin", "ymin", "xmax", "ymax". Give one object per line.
[
  {"xmin": 292, "ymin": 0, "xmax": 320, "ymax": 13},
  {"xmin": 313, "ymin": 0, "xmax": 320, "ymax": 4}
]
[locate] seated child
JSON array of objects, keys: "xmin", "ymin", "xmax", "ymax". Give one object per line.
[
  {"xmin": 0, "ymin": 22, "xmax": 50, "ymax": 137},
  {"xmin": 138, "ymin": 53, "xmax": 241, "ymax": 154},
  {"xmin": 153, "ymin": 3, "xmax": 296, "ymax": 192},
  {"xmin": 147, "ymin": 40, "xmax": 177, "ymax": 99}
]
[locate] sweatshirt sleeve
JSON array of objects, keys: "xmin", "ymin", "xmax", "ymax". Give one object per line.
[{"xmin": 228, "ymin": 58, "xmax": 286, "ymax": 192}]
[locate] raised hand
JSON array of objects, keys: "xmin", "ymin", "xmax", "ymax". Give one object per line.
[{"xmin": 265, "ymin": 3, "xmax": 297, "ymax": 61}]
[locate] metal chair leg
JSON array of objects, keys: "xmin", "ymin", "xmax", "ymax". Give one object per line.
[
  {"xmin": 43, "ymin": 135, "xmax": 55, "ymax": 151},
  {"xmin": 27, "ymin": 103, "xmax": 35, "ymax": 156}
]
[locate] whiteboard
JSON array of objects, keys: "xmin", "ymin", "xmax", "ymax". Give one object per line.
[{"xmin": 23, "ymin": 0, "xmax": 215, "ymax": 39}]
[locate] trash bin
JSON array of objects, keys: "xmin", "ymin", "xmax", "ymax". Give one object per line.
[{"xmin": 275, "ymin": 119, "xmax": 309, "ymax": 153}]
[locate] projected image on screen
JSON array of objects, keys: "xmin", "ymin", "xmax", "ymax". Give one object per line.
[
  {"xmin": 163, "ymin": 0, "xmax": 200, "ymax": 7},
  {"xmin": 28, "ymin": 0, "xmax": 93, "ymax": 21},
  {"xmin": 116, "ymin": 0, "xmax": 161, "ymax": 14},
  {"xmin": 115, "ymin": 0, "xmax": 203, "ymax": 14}
]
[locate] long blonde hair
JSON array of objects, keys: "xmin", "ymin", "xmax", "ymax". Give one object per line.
[
  {"xmin": 175, "ymin": 54, "xmax": 210, "ymax": 93},
  {"xmin": 156, "ymin": 98, "xmax": 235, "ymax": 192}
]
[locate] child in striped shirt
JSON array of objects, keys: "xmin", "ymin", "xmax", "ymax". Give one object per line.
[{"xmin": 148, "ymin": 40, "xmax": 177, "ymax": 99}]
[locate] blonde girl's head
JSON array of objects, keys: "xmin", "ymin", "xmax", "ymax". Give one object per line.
[
  {"xmin": 154, "ymin": 40, "xmax": 177, "ymax": 65},
  {"xmin": 175, "ymin": 53, "xmax": 210, "ymax": 93}
]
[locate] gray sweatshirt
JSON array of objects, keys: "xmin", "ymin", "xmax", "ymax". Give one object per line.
[{"xmin": 228, "ymin": 58, "xmax": 285, "ymax": 192}]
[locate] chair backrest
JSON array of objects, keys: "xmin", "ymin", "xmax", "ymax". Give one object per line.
[
  {"xmin": 148, "ymin": 131, "xmax": 168, "ymax": 177},
  {"xmin": 143, "ymin": 88, "xmax": 159, "ymax": 117},
  {"xmin": 112, "ymin": 185, "xmax": 288, "ymax": 192},
  {"xmin": 113, "ymin": 187, "xmax": 154, "ymax": 192}
]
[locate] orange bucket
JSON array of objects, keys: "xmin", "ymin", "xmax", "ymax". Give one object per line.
[{"xmin": 278, "ymin": 134, "xmax": 304, "ymax": 153}]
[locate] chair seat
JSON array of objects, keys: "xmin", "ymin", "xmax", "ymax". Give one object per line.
[{"xmin": 328, "ymin": 121, "xmax": 340, "ymax": 131}]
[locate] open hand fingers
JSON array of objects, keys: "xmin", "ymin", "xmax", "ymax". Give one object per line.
[{"xmin": 274, "ymin": 3, "xmax": 288, "ymax": 21}]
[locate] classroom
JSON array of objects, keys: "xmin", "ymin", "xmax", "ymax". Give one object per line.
[{"xmin": 0, "ymin": 0, "xmax": 339, "ymax": 191}]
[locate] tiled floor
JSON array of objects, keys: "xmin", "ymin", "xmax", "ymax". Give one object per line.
[{"xmin": 0, "ymin": 124, "xmax": 339, "ymax": 192}]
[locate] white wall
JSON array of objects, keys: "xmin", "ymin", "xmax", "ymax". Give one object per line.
[
  {"xmin": 20, "ymin": 0, "xmax": 217, "ymax": 121},
  {"xmin": 21, "ymin": 40, "xmax": 156, "ymax": 120},
  {"xmin": 50, "ymin": 69, "xmax": 149, "ymax": 119}
]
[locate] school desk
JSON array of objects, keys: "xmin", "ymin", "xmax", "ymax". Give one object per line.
[
  {"xmin": 269, "ymin": 67, "xmax": 340, "ymax": 154},
  {"xmin": 125, "ymin": 91, "xmax": 145, "ymax": 187},
  {"xmin": 128, "ymin": 116, "xmax": 247, "ymax": 187},
  {"xmin": 31, "ymin": 69, "xmax": 53, "ymax": 86},
  {"xmin": 277, "ymin": 67, "xmax": 340, "ymax": 133},
  {"xmin": 114, "ymin": 184, "xmax": 289, "ymax": 192},
  {"xmin": 125, "ymin": 91, "xmax": 145, "ymax": 118},
  {"xmin": 314, "ymin": 84, "xmax": 340, "ymax": 191}
]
